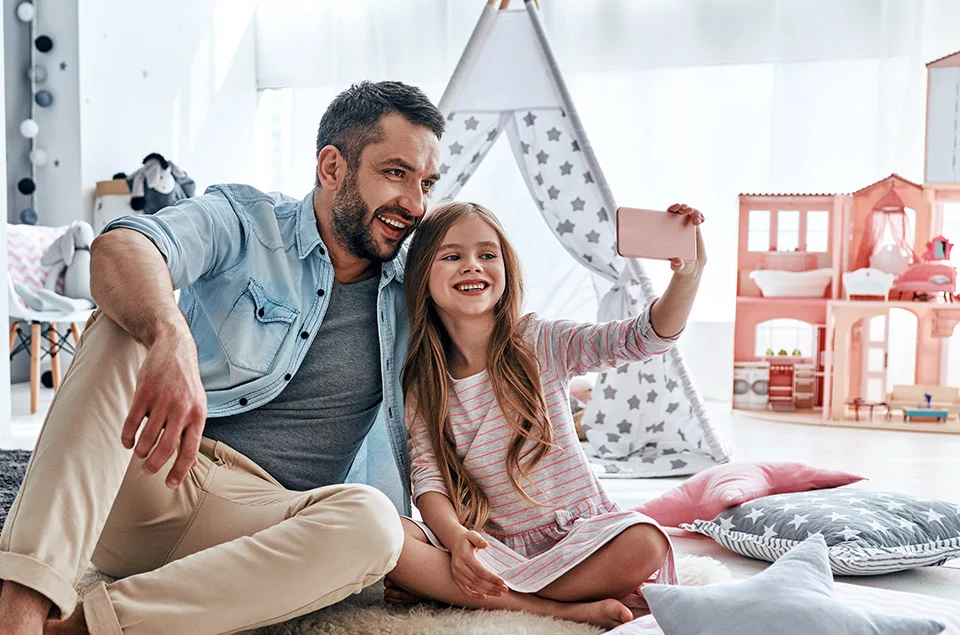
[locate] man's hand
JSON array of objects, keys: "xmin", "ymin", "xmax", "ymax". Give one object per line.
[
  {"xmin": 449, "ymin": 530, "xmax": 508, "ymax": 600},
  {"xmin": 121, "ymin": 327, "xmax": 207, "ymax": 488},
  {"xmin": 666, "ymin": 203, "xmax": 707, "ymax": 278}
]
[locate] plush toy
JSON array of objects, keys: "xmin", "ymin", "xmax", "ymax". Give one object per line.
[
  {"xmin": 115, "ymin": 153, "xmax": 195, "ymax": 215},
  {"xmin": 41, "ymin": 220, "xmax": 95, "ymax": 302}
]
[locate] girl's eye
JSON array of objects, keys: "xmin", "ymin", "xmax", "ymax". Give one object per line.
[
  {"xmin": 480, "ymin": 252, "xmax": 497, "ymax": 260},
  {"xmin": 441, "ymin": 254, "xmax": 460, "ymax": 261}
]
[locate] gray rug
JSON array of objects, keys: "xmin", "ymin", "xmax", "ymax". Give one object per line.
[{"xmin": 0, "ymin": 450, "xmax": 32, "ymax": 527}]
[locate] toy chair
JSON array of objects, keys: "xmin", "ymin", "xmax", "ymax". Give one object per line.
[{"xmin": 7, "ymin": 223, "xmax": 95, "ymax": 413}]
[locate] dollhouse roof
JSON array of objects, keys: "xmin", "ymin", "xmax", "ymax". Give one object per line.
[
  {"xmin": 852, "ymin": 173, "xmax": 923, "ymax": 195},
  {"xmin": 927, "ymin": 49, "xmax": 960, "ymax": 68},
  {"xmin": 738, "ymin": 192, "xmax": 841, "ymax": 197}
]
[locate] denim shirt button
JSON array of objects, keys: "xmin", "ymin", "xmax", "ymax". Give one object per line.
[
  {"xmin": 284, "ymin": 373, "xmax": 292, "ymax": 381},
  {"xmin": 318, "ymin": 247, "xmax": 326, "ymax": 256},
  {"xmin": 317, "ymin": 289, "xmax": 324, "ymax": 297},
  {"xmin": 239, "ymin": 397, "xmax": 248, "ymax": 406},
  {"xmin": 257, "ymin": 308, "xmax": 264, "ymax": 317},
  {"xmin": 300, "ymin": 331, "xmax": 309, "ymax": 339}
]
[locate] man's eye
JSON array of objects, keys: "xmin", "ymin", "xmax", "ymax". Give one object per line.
[
  {"xmin": 388, "ymin": 169, "xmax": 404, "ymax": 178},
  {"xmin": 422, "ymin": 181, "xmax": 434, "ymax": 191}
]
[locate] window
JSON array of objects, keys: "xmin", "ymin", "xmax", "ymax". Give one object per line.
[
  {"xmin": 748, "ymin": 210, "xmax": 770, "ymax": 251},
  {"xmin": 754, "ymin": 319, "xmax": 815, "ymax": 358},
  {"xmin": 942, "ymin": 203, "xmax": 960, "ymax": 265},
  {"xmin": 806, "ymin": 210, "xmax": 829, "ymax": 252},
  {"xmin": 777, "ymin": 210, "xmax": 800, "ymax": 251}
]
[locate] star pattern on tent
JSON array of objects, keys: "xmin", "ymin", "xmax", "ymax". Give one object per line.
[
  {"xmin": 671, "ymin": 459, "xmax": 688, "ymax": 470},
  {"xmin": 595, "ymin": 411, "xmax": 606, "ymax": 425},
  {"xmin": 471, "ymin": 152, "xmax": 481, "ymax": 163},
  {"xmin": 520, "ymin": 141, "xmax": 530, "ymax": 154},
  {"xmin": 571, "ymin": 140, "xmax": 580, "ymax": 152},
  {"xmin": 586, "ymin": 230, "xmax": 600, "ymax": 244},
  {"xmin": 645, "ymin": 422, "xmax": 665, "ymax": 433},
  {"xmin": 536, "ymin": 150, "xmax": 549, "ymax": 165},
  {"xmin": 523, "ymin": 111, "xmax": 537, "ymax": 126},
  {"xmin": 617, "ymin": 420, "xmax": 632, "ymax": 434},
  {"xmin": 627, "ymin": 395, "xmax": 640, "ymax": 410},
  {"xmin": 607, "ymin": 433, "xmax": 620, "ymax": 443},
  {"xmin": 487, "ymin": 129, "xmax": 498, "ymax": 141},
  {"xmin": 596, "ymin": 208, "xmax": 609, "ymax": 223},
  {"xmin": 449, "ymin": 142, "xmax": 463, "ymax": 155},
  {"xmin": 546, "ymin": 127, "xmax": 562, "ymax": 141},
  {"xmin": 603, "ymin": 385, "xmax": 617, "ymax": 400},
  {"xmin": 557, "ymin": 220, "xmax": 575, "ymax": 235},
  {"xmin": 465, "ymin": 116, "xmax": 479, "ymax": 130},
  {"xmin": 547, "ymin": 185, "xmax": 560, "ymax": 200},
  {"xmin": 537, "ymin": 199, "xmax": 545, "ymax": 210},
  {"xmin": 535, "ymin": 173, "xmax": 544, "ymax": 186},
  {"xmin": 666, "ymin": 402, "xmax": 679, "ymax": 414},
  {"xmin": 666, "ymin": 378, "xmax": 679, "ymax": 391},
  {"xmin": 439, "ymin": 164, "xmax": 449, "ymax": 175},
  {"xmin": 583, "ymin": 171, "xmax": 594, "ymax": 184},
  {"xmin": 677, "ymin": 429, "xmax": 686, "ymax": 441},
  {"xmin": 559, "ymin": 161, "xmax": 573, "ymax": 176},
  {"xmin": 571, "ymin": 197, "xmax": 585, "ymax": 211},
  {"xmin": 647, "ymin": 390, "xmax": 658, "ymax": 403}
]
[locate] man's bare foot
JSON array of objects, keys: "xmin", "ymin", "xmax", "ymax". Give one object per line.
[
  {"xmin": 43, "ymin": 604, "xmax": 88, "ymax": 635},
  {"xmin": 557, "ymin": 598, "xmax": 633, "ymax": 629},
  {"xmin": 0, "ymin": 582, "xmax": 52, "ymax": 635}
]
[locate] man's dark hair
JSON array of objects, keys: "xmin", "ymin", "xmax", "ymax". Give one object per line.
[{"xmin": 315, "ymin": 81, "xmax": 445, "ymax": 171}]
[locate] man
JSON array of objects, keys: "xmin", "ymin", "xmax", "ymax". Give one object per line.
[{"xmin": 0, "ymin": 80, "xmax": 444, "ymax": 635}]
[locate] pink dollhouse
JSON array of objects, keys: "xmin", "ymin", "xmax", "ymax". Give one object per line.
[{"xmin": 732, "ymin": 49, "xmax": 960, "ymax": 432}]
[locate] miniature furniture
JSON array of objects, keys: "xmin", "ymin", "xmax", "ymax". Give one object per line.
[
  {"xmin": 844, "ymin": 399, "xmax": 890, "ymax": 421},
  {"xmin": 768, "ymin": 362, "xmax": 796, "ymax": 411},
  {"xmin": 891, "ymin": 263, "xmax": 956, "ymax": 301},
  {"xmin": 902, "ymin": 407, "xmax": 949, "ymax": 422},
  {"xmin": 887, "ymin": 384, "xmax": 960, "ymax": 417},
  {"xmin": 842, "ymin": 268, "xmax": 894, "ymax": 300},
  {"xmin": 868, "ymin": 244, "xmax": 911, "ymax": 276}
]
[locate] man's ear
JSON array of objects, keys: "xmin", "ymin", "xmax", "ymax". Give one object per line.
[{"xmin": 316, "ymin": 145, "xmax": 347, "ymax": 192}]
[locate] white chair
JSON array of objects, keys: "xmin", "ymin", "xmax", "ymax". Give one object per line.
[
  {"xmin": 7, "ymin": 224, "xmax": 94, "ymax": 413},
  {"xmin": 842, "ymin": 267, "xmax": 895, "ymax": 300}
]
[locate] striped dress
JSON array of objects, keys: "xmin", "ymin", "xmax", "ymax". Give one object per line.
[{"xmin": 406, "ymin": 305, "xmax": 679, "ymax": 604}]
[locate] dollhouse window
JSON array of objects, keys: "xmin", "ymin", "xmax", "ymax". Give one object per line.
[
  {"xmin": 754, "ymin": 318, "xmax": 815, "ymax": 358},
  {"xmin": 805, "ymin": 211, "xmax": 829, "ymax": 252},
  {"xmin": 748, "ymin": 210, "xmax": 770, "ymax": 251},
  {"xmin": 777, "ymin": 210, "xmax": 800, "ymax": 251}
]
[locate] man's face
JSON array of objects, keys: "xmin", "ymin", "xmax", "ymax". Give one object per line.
[{"xmin": 331, "ymin": 113, "xmax": 441, "ymax": 262}]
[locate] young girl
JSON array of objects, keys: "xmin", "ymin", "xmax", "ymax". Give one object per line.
[{"xmin": 385, "ymin": 201, "xmax": 706, "ymax": 630}]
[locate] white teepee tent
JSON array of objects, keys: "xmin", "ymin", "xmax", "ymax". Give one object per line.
[{"xmin": 431, "ymin": 0, "xmax": 730, "ymax": 477}]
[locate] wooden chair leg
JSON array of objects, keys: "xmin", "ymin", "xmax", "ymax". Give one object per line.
[
  {"xmin": 48, "ymin": 322, "xmax": 61, "ymax": 392},
  {"xmin": 30, "ymin": 322, "xmax": 41, "ymax": 414},
  {"xmin": 70, "ymin": 323, "xmax": 80, "ymax": 345},
  {"xmin": 8, "ymin": 323, "xmax": 19, "ymax": 356}
]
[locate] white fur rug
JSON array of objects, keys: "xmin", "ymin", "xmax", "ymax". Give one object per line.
[{"xmin": 77, "ymin": 555, "xmax": 730, "ymax": 634}]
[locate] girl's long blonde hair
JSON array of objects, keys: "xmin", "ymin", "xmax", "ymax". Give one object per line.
[{"xmin": 402, "ymin": 201, "xmax": 553, "ymax": 531}]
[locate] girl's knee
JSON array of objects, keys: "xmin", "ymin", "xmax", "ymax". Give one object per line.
[{"xmin": 400, "ymin": 518, "xmax": 430, "ymax": 544}]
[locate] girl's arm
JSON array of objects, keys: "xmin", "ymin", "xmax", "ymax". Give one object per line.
[{"xmin": 406, "ymin": 400, "xmax": 507, "ymax": 598}]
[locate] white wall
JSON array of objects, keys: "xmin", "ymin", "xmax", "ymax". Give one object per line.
[{"xmin": 77, "ymin": 0, "xmax": 259, "ymax": 211}]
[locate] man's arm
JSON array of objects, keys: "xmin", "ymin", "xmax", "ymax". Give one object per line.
[{"xmin": 90, "ymin": 229, "xmax": 207, "ymax": 488}]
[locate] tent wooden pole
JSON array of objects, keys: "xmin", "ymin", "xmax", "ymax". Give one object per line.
[{"xmin": 499, "ymin": 0, "xmax": 510, "ymax": 9}]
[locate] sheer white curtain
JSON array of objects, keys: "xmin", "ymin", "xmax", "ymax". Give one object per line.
[{"xmin": 251, "ymin": 0, "xmax": 960, "ymax": 325}]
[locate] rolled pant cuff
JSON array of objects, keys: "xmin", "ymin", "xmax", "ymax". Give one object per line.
[
  {"xmin": 0, "ymin": 551, "xmax": 78, "ymax": 618},
  {"xmin": 83, "ymin": 581, "xmax": 122, "ymax": 635}
]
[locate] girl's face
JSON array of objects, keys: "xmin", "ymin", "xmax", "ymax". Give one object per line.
[{"xmin": 428, "ymin": 215, "xmax": 506, "ymax": 320}]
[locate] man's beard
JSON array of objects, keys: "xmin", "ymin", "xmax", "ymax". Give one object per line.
[{"xmin": 331, "ymin": 174, "xmax": 415, "ymax": 262}]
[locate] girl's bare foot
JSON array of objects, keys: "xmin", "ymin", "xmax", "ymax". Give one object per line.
[{"xmin": 557, "ymin": 598, "xmax": 632, "ymax": 629}]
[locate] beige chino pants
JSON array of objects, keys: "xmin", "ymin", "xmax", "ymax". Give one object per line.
[{"xmin": 0, "ymin": 310, "xmax": 404, "ymax": 634}]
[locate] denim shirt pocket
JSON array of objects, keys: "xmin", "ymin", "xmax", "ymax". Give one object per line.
[{"xmin": 219, "ymin": 278, "xmax": 299, "ymax": 374}]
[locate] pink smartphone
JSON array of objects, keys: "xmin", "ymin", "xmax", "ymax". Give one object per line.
[{"xmin": 616, "ymin": 207, "xmax": 697, "ymax": 261}]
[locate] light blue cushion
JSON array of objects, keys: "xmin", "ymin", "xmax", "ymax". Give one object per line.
[{"xmin": 643, "ymin": 535, "xmax": 944, "ymax": 635}]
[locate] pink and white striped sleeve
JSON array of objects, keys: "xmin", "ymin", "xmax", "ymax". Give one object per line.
[
  {"xmin": 405, "ymin": 395, "xmax": 450, "ymax": 503},
  {"xmin": 535, "ymin": 301, "xmax": 679, "ymax": 380}
]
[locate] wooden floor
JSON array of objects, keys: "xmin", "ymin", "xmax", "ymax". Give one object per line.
[{"xmin": 7, "ymin": 384, "xmax": 960, "ymax": 600}]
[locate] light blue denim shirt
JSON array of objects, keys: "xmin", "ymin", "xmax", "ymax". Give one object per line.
[{"xmin": 103, "ymin": 184, "xmax": 412, "ymax": 513}]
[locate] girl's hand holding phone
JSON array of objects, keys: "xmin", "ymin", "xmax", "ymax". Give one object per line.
[{"xmin": 666, "ymin": 203, "xmax": 707, "ymax": 278}]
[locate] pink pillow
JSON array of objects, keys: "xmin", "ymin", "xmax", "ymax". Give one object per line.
[{"xmin": 635, "ymin": 462, "xmax": 865, "ymax": 527}]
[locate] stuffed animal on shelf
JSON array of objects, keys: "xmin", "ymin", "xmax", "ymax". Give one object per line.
[
  {"xmin": 115, "ymin": 153, "xmax": 195, "ymax": 215},
  {"xmin": 41, "ymin": 220, "xmax": 95, "ymax": 302}
]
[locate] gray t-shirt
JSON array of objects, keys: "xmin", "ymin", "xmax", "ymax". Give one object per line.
[{"xmin": 204, "ymin": 275, "xmax": 383, "ymax": 491}]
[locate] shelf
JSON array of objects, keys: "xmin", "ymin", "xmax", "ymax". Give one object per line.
[{"xmin": 737, "ymin": 296, "xmax": 830, "ymax": 306}]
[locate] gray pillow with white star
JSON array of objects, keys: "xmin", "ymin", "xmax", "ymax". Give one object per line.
[
  {"xmin": 643, "ymin": 535, "xmax": 945, "ymax": 635},
  {"xmin": 682, "ymin": 489, "xmax": 960, "ymax": 575}
]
